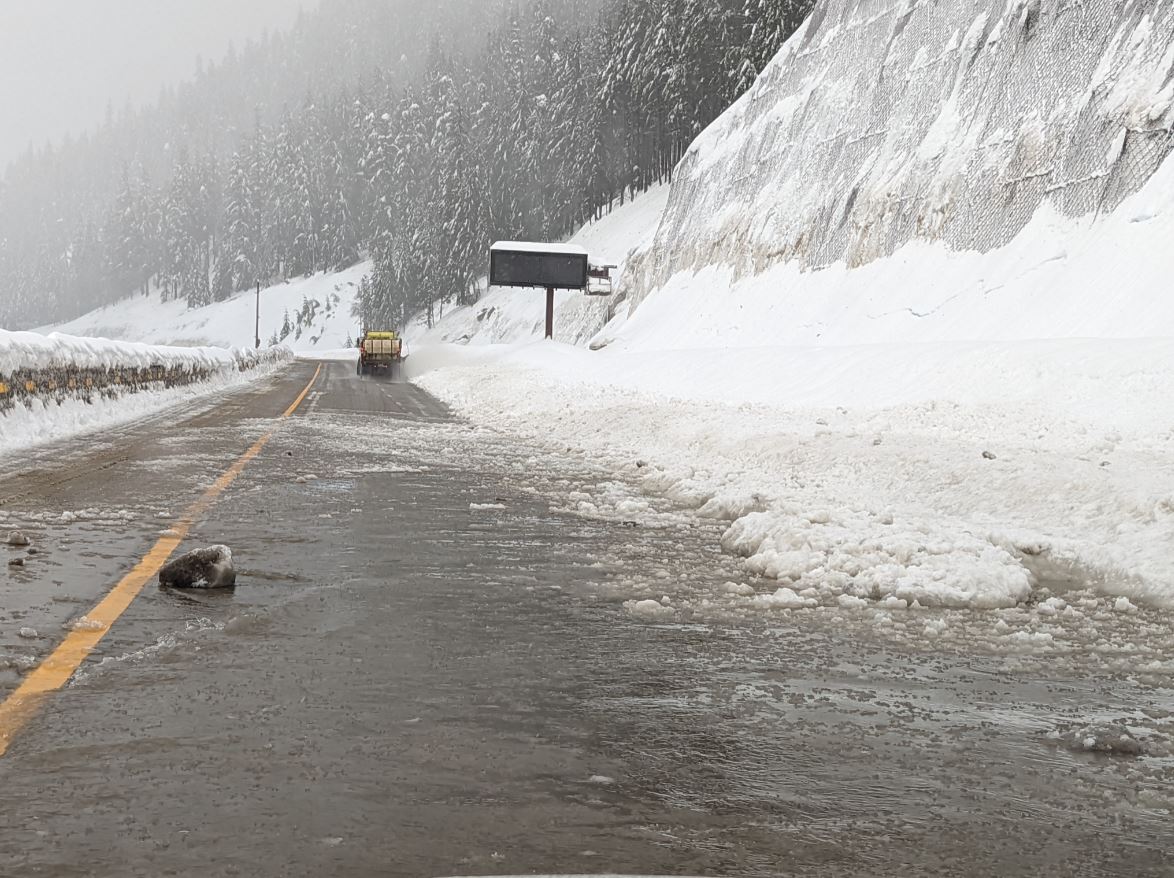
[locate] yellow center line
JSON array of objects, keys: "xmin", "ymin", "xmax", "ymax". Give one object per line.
[{"xmin": 0, "ymin": 364, "xmax": 322, "ymax": 757}]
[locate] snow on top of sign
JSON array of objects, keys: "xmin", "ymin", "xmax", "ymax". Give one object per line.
[{"xmin": 491, "ymin": 241, "xmax": 588, "ymax": 256}]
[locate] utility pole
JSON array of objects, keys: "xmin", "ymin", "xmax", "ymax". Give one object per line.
[{"xmin": 255, "ymin": 281, "xmax": 261, "ymax": 349}]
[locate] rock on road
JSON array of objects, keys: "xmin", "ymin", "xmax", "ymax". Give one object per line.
[{"xmin": 0, "ymin": 359, "xmax": 1172, "ymax": 878}]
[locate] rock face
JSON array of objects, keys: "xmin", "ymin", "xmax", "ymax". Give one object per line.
[
  {"xmin": 621, "ymin": 0, "xmax": 1174, "ymax": 341},
  {"xmin": 656, "ymin": 0, "xmax": 1174, "ymax": 281},
  {"xmin": 159, "ymin": 546, "xmax": 236, "ymax": 589}
]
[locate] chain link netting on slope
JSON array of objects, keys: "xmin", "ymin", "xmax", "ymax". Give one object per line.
[{"xmin": 627, "ymin": 0, "xmax": 1174, "ymax": 306}]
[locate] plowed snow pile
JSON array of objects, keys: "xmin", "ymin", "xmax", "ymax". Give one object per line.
[
  {"xmin": 414, "ymin": 0, "xmax": 1174, "ymax": 613},
  {"xmin": 0, "ymin": 331, "xmax": 289, "ymax": 456}
]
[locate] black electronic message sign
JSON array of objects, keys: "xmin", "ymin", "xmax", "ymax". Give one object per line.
[{"xmin": 490, "ymin": 243, "xmax": 589, "ymax": 291}]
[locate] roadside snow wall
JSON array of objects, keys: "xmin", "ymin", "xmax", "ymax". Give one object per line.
[
  {"xmin": 618, "ymin": 0, "xmax": 1174, "ymax": 344},
  {"xmin": 0, "ymin": 330, "xmax": 289, "ymax": 420}
]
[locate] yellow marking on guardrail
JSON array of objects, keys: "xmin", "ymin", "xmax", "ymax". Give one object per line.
[
  {"xmin": 0, "ymin": 382, "xmax": 7, "ymax": 395},
  {"xmin": 24, "ymin": 381, "xmax": 35, "ymax": 392},
  {"xmin": 0, "ymin": 364, "xmax": 322, "ymax": 758}
]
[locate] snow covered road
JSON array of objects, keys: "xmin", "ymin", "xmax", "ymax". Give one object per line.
[{"xmin": 0, "ymin": 360, "xmax": 1171, "ymax": 875}]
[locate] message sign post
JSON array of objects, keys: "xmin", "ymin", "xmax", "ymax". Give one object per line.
[{"xmin": 490, "ymin": 242, "xmax": 590, "ymax": 340}]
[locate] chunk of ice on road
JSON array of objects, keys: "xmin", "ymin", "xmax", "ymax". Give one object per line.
[
  {"xmin": 1005, "ymin": 629, "xmax": 1055, "ymax": 649},
  {"xmin": 1036, "ymin": 597, "xmax": 1068, "ymax": 616},
  {"xmin": 1053, "ymin": 723, "xmax": 1146, "ymax": 756},
  {"xmin": 1, "ymin": 655, "xmax": 38, "ymax": 672},
  {"xmin": 723, "ymin": 581, "xmax": 756, "ymax": 597},
  {"xmin": 923, "ymin": 618, "xmax": 950, "ymax": 637},
  {"xmin": 615, "ymin": 498, "xmax": 650, "ymax": 516},
  {"xmin": 752, "ymin": 587, "xmax": 818, "ymax": 610},
  {"xmin": 624, "ymin": 598, "xmax": 674, "ymax": 618},
  {"xmin": 69, "ymin": 616, "xmax": 107, "ymax": 632},
  {"xmin": 470, "ymin": 502, "xmax": 507, "ymax": 511}
]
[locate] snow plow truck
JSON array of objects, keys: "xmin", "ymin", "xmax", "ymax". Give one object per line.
[{"xmin": 357, "ymin": 331, "xmax": 404, "ymax": 376}]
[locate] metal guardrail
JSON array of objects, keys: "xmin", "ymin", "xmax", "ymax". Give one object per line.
[
  {"xmin": 0, "ymin": 348, "xmax": 290, "ymax": 415},
  {"xmin": 0, "ymin": 364, "xmax": 216, "ymax": 413}
]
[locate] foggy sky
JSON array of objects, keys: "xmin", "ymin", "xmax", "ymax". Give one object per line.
[{"xmin": 0, "ymin": 0, "xmax": 318, "ymax": 170}]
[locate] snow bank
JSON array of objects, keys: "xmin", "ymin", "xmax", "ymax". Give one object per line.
[
  {"xmin": 407, "ymin": 331, "xmax": 1174, "ymax": 611},
  {"xmin": 1, "ymin": 329, "xmax": 251, "ymax": 376},
  {"xmin": 1, "ymin": 330, "xmax": 290, "ymax": 457}
]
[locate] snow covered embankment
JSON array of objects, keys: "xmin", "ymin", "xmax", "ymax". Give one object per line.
[
  {"xmin": 0, "ymin": 330, "xmax": 290, "ymax": 456},
  {"xmin": 409, "ymin": 339, "xmax": 1174, "ymax": 614},
  {"xmin": 616, "ymin": 0, "xmax": 1174, "ymax": 346}
]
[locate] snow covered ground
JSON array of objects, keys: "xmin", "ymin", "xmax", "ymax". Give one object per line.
[
  {"xmin": 408, "ymin": 333, "xmax": 1174, "ymax": 614},
  {"xmin": 43, "ymin": 263, "xmax": 369, "ymax": 353}
]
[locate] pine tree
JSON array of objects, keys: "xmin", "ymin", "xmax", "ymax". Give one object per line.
[{"xmin": 222, "ymin": 148, "xmax": 265, "ymax": 293}]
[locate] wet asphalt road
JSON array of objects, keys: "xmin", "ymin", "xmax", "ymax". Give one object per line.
[{"xmin": 0, "ymin": 360, "xmax": 1172, "ymax": 877}]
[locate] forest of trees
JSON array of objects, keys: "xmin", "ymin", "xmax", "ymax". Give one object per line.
[{"xmin": 0, "ymin": 0, "xmax": 812, "ymax": 332}]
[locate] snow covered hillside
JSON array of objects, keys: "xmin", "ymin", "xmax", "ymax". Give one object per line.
[
  {"xmin": 44, "ymin": 263, "xmax": 369, "ymax": 353},
  {"xmin": 408, "ymin": 1, "xmax": 1174, "ymax": 622},
  {"xmin": 44, "ymin": 184, "xmax": 671, "ymax": 354},
  {"xmin": 408, "ymin": 185, "xmax": 670, "ymax": 347}
]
